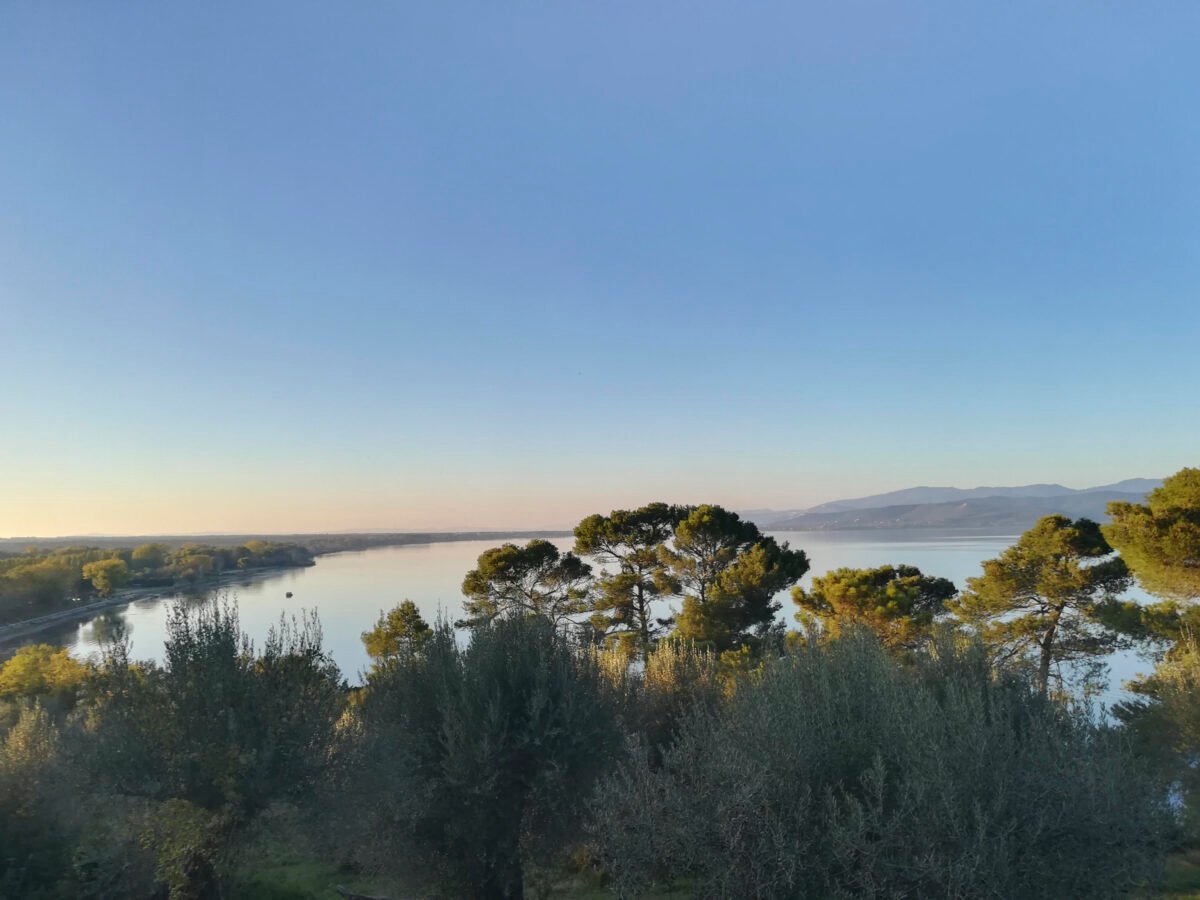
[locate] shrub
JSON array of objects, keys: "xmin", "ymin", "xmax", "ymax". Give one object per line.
[
  {"xmin": 0, "ymin": 644, "xmax": 89, "ymax": 707},
  {"xmin": 81, "ymin": 600, "xmax": 343, "ymax": 897},
  {"xmin": 635, "ymin": 640, "xmax": 724, "ymax": 752},
  {"xmin": 590, "ymin": 630, "xmax": 1172, "ymax": 899},
  {"xmin": 87, "ymin": 600, "xmax": 343, "ymax": 817},
  {"xmin": 1116, "ymin": 632, "xmax": 1200, "ymax": 841},
  {"xmin": 341, "ymin": 616, "xmax": 622, "ymax": 898},
  {"xmin": 0, "ymin": 704, "xmax": 73, "ymax": 896}
]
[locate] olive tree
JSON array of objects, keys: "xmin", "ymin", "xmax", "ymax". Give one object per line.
[
  {"xmin": 345, "ymin": 616, "xmax": 621, "ymax": 899},
  {"xmin": 590, "ymin": 631, "xmax": 1171, "ymax": 899},
  {"xmin": 86, "ymin": 600, "xmax": 344, "ymax": 896}
]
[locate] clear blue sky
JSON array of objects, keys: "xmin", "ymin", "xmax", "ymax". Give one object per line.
[{"xmin": 2, "ymin": 2, "xmax": 1197, "ymax": 535}]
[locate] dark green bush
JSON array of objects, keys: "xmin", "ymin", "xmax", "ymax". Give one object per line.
[
  {"xmin": 1116, "ymin": 633, "xmax": 1200, "ymax": 842},
  {"xmin": 338, "ymin": 616, "xmax": 622, "ymax": 899},
  {"xmin": 590, "ymin": 630, "xmax": 1172, "ymax": 899},
  {"xmin": 78, "ymin": 599, "xmax": 344, "ymax": 898},
  {"xmin": 86, "ymin": 600, "xmax": 343, "ymax": 817}
]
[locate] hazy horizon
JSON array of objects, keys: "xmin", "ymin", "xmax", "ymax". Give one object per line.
[
  {"xmin": 0, "ymin": 472, "xmax": 1170, "ymax": 540},
  {"xmin": 3, "ymin": 3, "xmax": 1197, "ymax": 537}
]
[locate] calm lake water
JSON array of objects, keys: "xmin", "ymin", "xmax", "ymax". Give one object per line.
[{"xmin": 34, "ymin": 530, "xmax": 1153, "ymax": 701}]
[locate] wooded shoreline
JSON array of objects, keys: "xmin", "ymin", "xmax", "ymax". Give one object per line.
[
  {"xmin": 0, "ymin": 531, "xmax": 570, "ymax": 653},
  {"xmin": 0, "ymin": 565, "xmax": 297, "ymax": 652}
]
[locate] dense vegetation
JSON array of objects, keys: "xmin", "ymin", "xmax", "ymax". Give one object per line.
[
  {"xmin": 1, "ymin": 468, "xmax": 1197, "ymax": 898},
  {"xmin": 592, "ymin": 634, "xmax": 1168, "ymax": 899},
  {"xmin": 0, "ymin": 541, "xmax": 315, "ymax": 625}
]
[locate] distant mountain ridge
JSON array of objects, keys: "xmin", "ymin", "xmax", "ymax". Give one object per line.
[
  {"xmin": 744, "ymin": 478, "xmax": 1162, "ymax": 532},
  {"xmin": 801, "ymin": 478, "xmax": 1162, "ymax": 515}
]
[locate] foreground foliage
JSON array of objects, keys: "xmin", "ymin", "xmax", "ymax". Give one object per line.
[
  {"xmin": 6, "ymin": 475, "xmax": 1200, "ymax": 898},
  {"xmin": 0, "ymin": 601, "xmax": 343, "ymax": 899},
  {"xmin": 591, "ymin": 631, "xmax": 1173, "ymax": 899},
  {"xmin": 334, "ymin": 616, "xmax": 621, "ymax": 899},
  {"xmin": 1118, "ymin": 633, "xmax": 1200, "ymax": 843}
]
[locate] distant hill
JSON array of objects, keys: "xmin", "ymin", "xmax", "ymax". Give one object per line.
[
  {"xmin": 742, "ymin": 478, "xmax": 1162, "ymax": 532},
  {"xmin": 762, "ymin": 487, "xmax": 1157, "ymax": 532},
  {"xmin": 801, "ymin": 479, "xmax": 1161, "ymax": 515}
]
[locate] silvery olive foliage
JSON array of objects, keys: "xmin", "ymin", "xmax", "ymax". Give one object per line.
[{"xmin": 590, "ymin": 630, "xmax": 1172, "ymax": 899}]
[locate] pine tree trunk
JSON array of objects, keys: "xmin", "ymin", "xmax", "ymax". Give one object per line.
[
  {"xmin": 1037, "ymin": 644, "xmax": 1053, "ymax": 696},
  {"xmin": 1037, "ymin": 605, "xmax": 1064, "ymax": 695}
]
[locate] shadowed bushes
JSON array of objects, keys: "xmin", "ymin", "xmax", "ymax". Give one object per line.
[
  {"xmin": 0, "ymin": 601, "xmax": 1184, "ymax": 898},
  {"xmin": 331, "ymin": 615, "xmax": 622, "ymax": 900},
  {"xmin": 590, "ymin": 630, "xmax": 1173, "ymax": 899},
  {"xmin": 75, "ymin": 601, "xmax": 344, "ymax": 898}
]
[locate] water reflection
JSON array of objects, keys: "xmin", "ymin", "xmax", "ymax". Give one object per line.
[{"xmin": 82, "ymin": 610, "xmax": 128, "ymax": 646}]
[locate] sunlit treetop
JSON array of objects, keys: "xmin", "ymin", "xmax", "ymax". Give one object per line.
[{"xmin": 1104, "ymin": 467, "xmax": 1200, "ymax": 602}]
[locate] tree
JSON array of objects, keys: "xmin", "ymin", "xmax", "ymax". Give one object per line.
[
  {"xmin": 1104, "ymin": 468, "xmax": 1200, "ymax": 602},
  {"xmin": 792, "ymin": 565, "xmax": 956, "ymax": 652},
  {"xmin": 170, "ymin": 553, "xmax": 215, "ymax": 582},
  {"xmin": 0, "ymin": 644, "xmax": 89, "ymax": 705},
  {"xmin": 0, "ymin": 703, "xmax": 76, "ymax": 894},
  {"xmin": 131, "ymin": 543, "xmax": 170, "ymax": 571},
  {"xmin": 661, "ymin": 505, "xmax": 808, "ymax": 650},
  {"xmin": 460, "ymin": 540, "xmax": 593, "ymax": 629},
  {"xmin": 1114, "ymin": 633, "xmax": 1200, "ymax": 839},
  {"xmin": 74, "ymin": 602, "xmax": 343, "ymax": 899},
  {"xmin": 349, "ymin": 617, "xmax": 620, "ymax": 899},
  {"xmin": 82, "ymin": 558, "xmax": 130, "ymax": 597},
  {"xmin": 0, "ymin": 559, "xmax": 78, "ymax": 622},
  {"xmin": 1100, "ymin": 468, "xmax": 1200, "ymax": 833},
  {"xmin": 948, "ymin": 516, "xmax": 1131, "ymax": 695},
  {"xmin": 589, "ymin": 632, "xmax": 1170, "ymax": 900},
  {"xmin": 361, "ymin": 600, "xmax": 432, "ymax": 669},
  {"xmin": 91, "ymin": 602, "xmax": 343, "ymax": 815},
  {"xmin": 573, "ymin": 503, "xmax": 686, "ymax": 656}
]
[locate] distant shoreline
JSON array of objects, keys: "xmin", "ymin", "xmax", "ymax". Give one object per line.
[
  {"xmin": 0, "ymin": 531, "xmax": 571, "ymax": 652},
  {"xmin": 0, "ymin": 529, "xmax": 572, "ymax": 552},
  {"xmin": 0, "ymin": 565, "xmax": 296, "ymax": 651}
]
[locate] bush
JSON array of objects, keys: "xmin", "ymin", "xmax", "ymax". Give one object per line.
[
  {"xmin": 339, "ymin": 616, "xmax": 622, "ymax": 899},
  {"xmin": 635, "ymin": 640, "xmax": 724, "ymax": 753},
  {"xmin": 0, "ymin": 704, "xmax": 74, "ymax": 896},
  {"xmin": 87, "ymin": 600, "xmax": 343, "ymax": 817},
  {"xmin": 0, "ymin": 644, "xmax": 89, "ymax": 708},
  {"xmin": 590, "ymin": 630, "xmax": 1172, "ymax": 899},
  {"xmin": 81, "ymin": 599, "xmax": 344, "ymax": 897},
  {"xmin": 1117, "ymin": 632, "xmax": 1200, "ymax": 842}
]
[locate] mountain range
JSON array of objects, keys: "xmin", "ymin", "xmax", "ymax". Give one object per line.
[{"xmin": 744, "ymin": 478, "xmax": 1161, "ymax": 532}]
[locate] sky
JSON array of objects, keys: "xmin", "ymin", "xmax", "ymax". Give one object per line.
[{"xmin": 1, "ymin": 2, "xmax": 1198, "ymax": 536}]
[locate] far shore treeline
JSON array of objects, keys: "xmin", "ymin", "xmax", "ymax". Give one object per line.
[
  {"xmin": 0, "ymin": 531, "xmax": 568, "ymax": 627},
  {"xmin": 0, "ymin": 540, "xmax": 315, "ymax": 626},
  {"xmin": 1, "ymin": 468, "xmax": 1198, "ymax": 899}
]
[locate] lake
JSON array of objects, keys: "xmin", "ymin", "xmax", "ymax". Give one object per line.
[{"xmin": 32, "ymin": 530, "xmax": 1154, "ymax": 701}]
